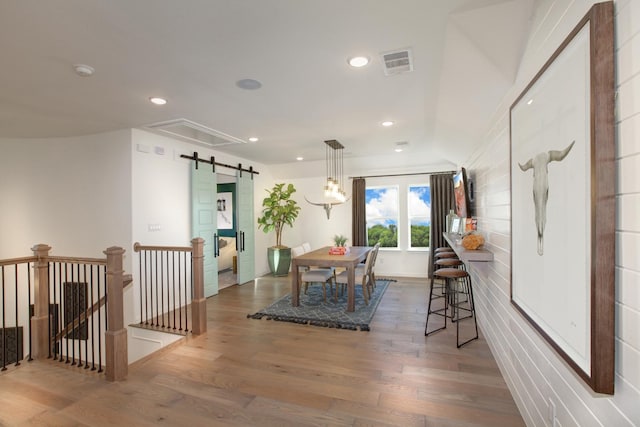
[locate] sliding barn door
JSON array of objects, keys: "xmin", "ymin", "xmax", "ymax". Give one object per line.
[
  {"xmin": 191, "ymin": 163, "xmax": 218, "ymax": 297},
  {"xmin": 236, "ymin": 170, "xmax": 255, "ymax": 285}
]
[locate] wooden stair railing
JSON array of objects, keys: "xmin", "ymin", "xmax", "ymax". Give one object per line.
[
  {"xmin": 29, "ymin": 244, "xmax": 131, "ymax": 381},
  {"xmin": 133, "ymin": 239, "xmax": 206, "ymax": 336}
]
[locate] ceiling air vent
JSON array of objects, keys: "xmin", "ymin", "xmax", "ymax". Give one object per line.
[
  {"xmin": 144, "ymin": 118, "xmax": 246, "ymax": 147},
  {"xmin": 381, "ymin": 48, "xmax": 413, "ymax": 76}
]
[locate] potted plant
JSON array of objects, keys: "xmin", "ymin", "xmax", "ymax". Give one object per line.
[
  {"xmin": 257, "ymin": 183, "xmax": 301, "ymax": 276},
  {"xmin": 333, "ymin": 234, "xmax": 348, "ymax": 247},
  {"xmin": 330, "ymin": 234, "xmax": 349, "ymax": 255}
]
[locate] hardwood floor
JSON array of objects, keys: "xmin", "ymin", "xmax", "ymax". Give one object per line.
[{"xmin": 0, "ymin": 276, "xmax": 524, "ymax": 426}]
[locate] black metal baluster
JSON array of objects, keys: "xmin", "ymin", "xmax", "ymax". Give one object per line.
[
  {"xmin": 71, "ymin": 264, "xmax": 77, "ymax": 366},
  {"xmin": 97, "ymin": 266, "xmax": 103, "ymax": 373},
  {"xmin": 27, "ymin": 262, "xmax": 33, "ymax": 362},
  {"xmin": 47, "ymin": 262, "xmax": 52, "ymax": 359},
  {"xmin": 186, "ymin": 252, "xmax": 191, "ymax": 333},
  {"xmin": 139, "ymin": 251, "xmax": 143, "ymax": 325},
  {"xmin": 54, "ymin": 263, "xmax": 60, "ymax": 361},
  {"xmin": 90, "ymin": 265, "xmax": 96, "ymax": 370},
  {"xmin": 83, "ymin": 265, "xmax": 89, "ymax": 369},
  {"xmin": 166, "ymin": 251, "xmax": 171, "ymax": 329},
  {"xmin": 155, "ymin": 251, "xmax": 159, "ymax": 327},
  {"xmin": 1, "ymin": 266, "xmax": 6, "ymax": 371},
  {"xmin": 143, "ymin": 250, "xmax": 148, "ymax": 325},
  {"xmin": 104, "ymin": 266, "xmax": 108, "ymax": 330},
  {"xmin": 14, "ymin": 266, "xmax": 20, "ymax": 366},
  {"xmin": 178, "ymin": 252, "xmax": 183, "ymax": 331},
  {"xmin": 172, "ymin": 251, "xmax": 177, "ymax": 330},
  {"xmin": 161, "ymin": 251, "xmax": 165, "ymax": 329},
  {"xmin": 144, "ymin": 251, "xmax": 151, "ymax": 325},
  {"xmin": 57, "ymin": 262, "xmax": 63, "ymax": 362},
  {"xmin": 64, "ymin": 263, "xmax": 70, "ymax": 364}
]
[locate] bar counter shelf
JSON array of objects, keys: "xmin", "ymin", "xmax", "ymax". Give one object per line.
[{"xmin": 442, "ymin": 232, "xmax": 493, "ymax": 263}]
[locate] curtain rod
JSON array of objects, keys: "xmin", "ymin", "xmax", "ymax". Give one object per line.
[{"xmin": 349, "ymin": 170, "xmax": 456, "ymax": 179}]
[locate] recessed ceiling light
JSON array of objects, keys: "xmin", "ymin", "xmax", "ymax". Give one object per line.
[
  {"xmin": 248, "ymin": 137, "xmax": 259, "ymax": 142},
  {"xmin": 381, "ymin": 121, "xmax": 394, "ymax": 127},
  {"xmin": 348, "ymin": 56, "xmax": 369, "ymax": 68},
  {"xmin": 236, "ymin": 79, "xmax": 262, "ymax": 90},
  {"xmin": 394, "ymin": 141, "xmax": 408, "ymax": 152},
  {"xmin": 73, "ymin": 64, "xmax": 95, "ymax": 77},
  {"xmin": 149, "ymin": 97, "xmax": 167, "ymax": 105},
  {"xmin": 296, "ymin": 156, "xmax": 304, "ymax": 161}
]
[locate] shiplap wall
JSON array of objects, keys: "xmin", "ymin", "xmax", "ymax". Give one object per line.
[{"xmin": 465, "ymin": 0, "xmax": 640, "ymax": 425}]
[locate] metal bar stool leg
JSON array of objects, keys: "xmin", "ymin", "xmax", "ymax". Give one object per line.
[
  {"xmin": 425, "ymin": 277, "xmax": 449, "ymax": 336},
  {"xmin": 455, "ymin": 275, "xmax": 478, "ymax": 348}
]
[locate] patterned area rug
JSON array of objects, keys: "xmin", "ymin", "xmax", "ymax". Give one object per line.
[{"xmin": 247, "ymin": 279, "xmax": 393, "ymax": 331}]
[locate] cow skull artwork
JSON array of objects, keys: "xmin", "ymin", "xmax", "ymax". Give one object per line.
[
  {"xmin": 304, "ymin": 196, "xmax": 349, "ymax": 219},
  {"xmin": 518, "ymin": 140, "xmax": 575, "ymax": 256}
]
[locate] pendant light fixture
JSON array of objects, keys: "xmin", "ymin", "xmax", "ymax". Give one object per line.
[{"xmin": 324, "ymin": 139, "xmax": 346, "ymax": 202}]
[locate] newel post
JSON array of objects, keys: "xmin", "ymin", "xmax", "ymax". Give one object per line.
[
  {"xmin": 104, "ymin": 246, "xmax": 127, "ymax": 381},
  {"xmin": 31, "ymin": 244, "xmax": 51, "ymax": 359},
  {"xmin": 191, "ymin": 237, "xmax": 207, "ymax": 335}
]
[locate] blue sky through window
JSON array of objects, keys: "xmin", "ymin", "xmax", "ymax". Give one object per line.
[
  {"xmin": 366, "ymin": 187, "xmax": 398, "ymax": 226},
  {"xmin": 365, "ymin": 185, "xmax": 431, "ymax": 226},
  {"xmin": 409, "ymin": 185, "xmax": 431, "ymax": 226}
]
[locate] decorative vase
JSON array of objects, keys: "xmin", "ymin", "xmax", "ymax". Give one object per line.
[{"xmin": 267, "ymin": 247, "xmax": 292, "ymax": 276}]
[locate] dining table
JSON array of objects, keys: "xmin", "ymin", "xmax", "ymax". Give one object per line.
[{"xmin": 291, "ymin": 246, "xmax": 372, "ymax": 312}]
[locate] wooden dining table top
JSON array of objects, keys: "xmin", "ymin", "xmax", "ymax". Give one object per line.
[{"xmin": 292, "ymin": 246, "xmax": 371, "ymax": 267}]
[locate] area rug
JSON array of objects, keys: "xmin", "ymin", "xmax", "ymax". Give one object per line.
[{"xmin": 247, "ymin": 278, "xmax": 393, "ymax": 331}]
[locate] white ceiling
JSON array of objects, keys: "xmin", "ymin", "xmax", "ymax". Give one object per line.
[{"xmin": 0, "ymin": 0, "xmax": 533, "ymax": 166}]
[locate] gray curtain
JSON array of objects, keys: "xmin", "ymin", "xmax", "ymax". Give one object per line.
[
  {"xmin": 428, "ymin": 172, "xmax": 455, "ymax": 277},
  {"xmin": 351, "ymin": 178, "xmax": 367, "ymax": 246}
]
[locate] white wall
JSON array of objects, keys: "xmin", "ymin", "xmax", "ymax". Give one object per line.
[
  {"xmin": 0, "ymin": 130, "xmax": 132, "ymax": 259},
  {"xmin": 465, "ymin": 0, "xmax": 640, "ymax": 425}
]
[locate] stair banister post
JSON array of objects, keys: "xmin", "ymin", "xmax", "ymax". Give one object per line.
[
  {"xmin": 191, "ymin": 237, "xmax": 207, "ymax": 335},
  {"xmin": 104, "ymin": 246, "xmax": 127, "ymax": 381},
  {"xmin": 31, "ymin": 244, "xmax": 51, "ymax": 359}
]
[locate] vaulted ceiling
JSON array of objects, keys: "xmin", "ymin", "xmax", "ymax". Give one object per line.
[{"xmin": 0, "ymin": 0, "xmax": 533, "ymax": 167}]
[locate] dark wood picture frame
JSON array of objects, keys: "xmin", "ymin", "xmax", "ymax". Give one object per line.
[{"xmin": 509, "ymin": 2, "xmax": 615, "ymax": 394}]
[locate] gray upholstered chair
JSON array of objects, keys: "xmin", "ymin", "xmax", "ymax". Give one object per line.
[{"xmin": 335, "ymin": 247, "xmax": 375, "ymax": 306}]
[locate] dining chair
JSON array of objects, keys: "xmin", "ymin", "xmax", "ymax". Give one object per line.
[
  {"xmin": 334, "ymin": 247, "xmax": 375, "ymax": 306},
  {"xmin": 293, "ymin": 243, "xmax": 335, "ymax": 298},
  {"xmin": 356, "ymin": 243, "xmax": 379, "ymax": 294},
  {"xmin": 300, "ymin": 268, "xmax": 335, "ymax": 302}
]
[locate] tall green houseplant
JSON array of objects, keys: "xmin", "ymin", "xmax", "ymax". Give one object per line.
[{"xmin": 257, "ymin": 183, "xmax": 301, "ymax": 275}]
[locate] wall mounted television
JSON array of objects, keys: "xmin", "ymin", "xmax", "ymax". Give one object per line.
[{"xmin": 453, "ymin": 167, "xmax": 471, "ymax": 218}]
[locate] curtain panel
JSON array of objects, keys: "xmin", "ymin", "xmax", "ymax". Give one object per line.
[
  {"xmin": 351, "ymin": 178, "xmax": 367, "ymax": 246},
  {"xmin": 429, "ymin": 173, "xmax": 455, "ymax": 277}
]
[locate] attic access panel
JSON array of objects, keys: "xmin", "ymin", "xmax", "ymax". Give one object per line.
[{"xmin": 145, "ymin": 119, "xmax": 246, "ymax": 147}]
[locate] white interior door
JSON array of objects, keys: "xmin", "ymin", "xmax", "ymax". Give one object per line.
[
  {"xmin": 191, "ymin": 162, "xmax": 218, "ymax": 297},
  {"xmin": 236, "ymin": 169, "xmax": 255, "ymax": 285}
]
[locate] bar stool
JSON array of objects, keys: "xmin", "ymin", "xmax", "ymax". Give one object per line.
[
  {"xmin": 431, "ymin": 251, "xmax": 459, "ymax": 286},
  {"xmin": 435, "ymin": 251, "xmax": 457, "ymax": 259},
  {"xmin": 425, "ymin": 267, "xmax": 478, "ymax": 348},
  {"xmin": 435, "ymin": 257, "xmax": 463, "ymax": 268}
]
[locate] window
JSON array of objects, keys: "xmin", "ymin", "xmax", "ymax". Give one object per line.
[
  {"xmin": 408, "ymin": 185, "xmax": 430, "ymax": 248},
  {"xmin": 365, "ymin": 186, "xmax": 398, "ymax": 248}
]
